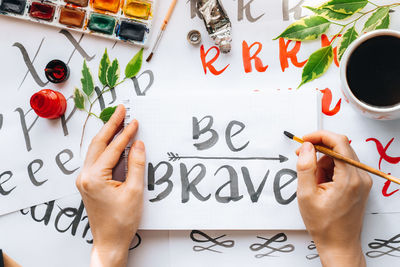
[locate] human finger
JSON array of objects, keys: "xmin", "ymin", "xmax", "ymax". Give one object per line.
[
  {"xmin": 297, "ymin": 142, "xmax": 318, "ymax": 196},
  {"xmin": 96, "ymin": 119, "xmax": 139, "ymax": 170},
  {"xmin": 84, "ymin": 105, "xmax": 126, "ymax": 166},
  {"xmin": 302, "ymin": 130, "xmax": 354, "ymax": 158},
  {"xmin": 125, "ymin": 140, "xmax": 146, "ymax": 193}
]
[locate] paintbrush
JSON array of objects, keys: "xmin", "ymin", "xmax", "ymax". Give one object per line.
[
  {"xmin": 283, "ymin": 131, "xmax": 400, "ymax": 185},
  {"xmin": 146, "ymin": 0, "xmax": 178, "ymax": 62}
]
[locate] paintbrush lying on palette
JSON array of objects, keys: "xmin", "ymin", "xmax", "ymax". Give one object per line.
[{"xmin": 284, "ymin": 131, "xmax": 400, "ymax": 186}]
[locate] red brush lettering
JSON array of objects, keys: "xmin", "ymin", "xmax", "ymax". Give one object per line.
[
  {"xmin": 242, "ymin": 41, "xmax": 268, "ymax": 73},
  {"xmin": 278, "ymin": 38, "xmax": 307, "ymax": 72},
  {"xmin": 200, "ymin": 45, "xmax": 230, "ymax": 75},
  {"xmin": 320, "ymin": 88, "xmax": 341, "ymax": 116},
  {"xmin": 366, "ymin": 138, "xmax": 400, "ymax": 169},
  {"xmin": 321, "ymin": 34, "xmax": 341, "ymax": 67},
  {"xmin": 382, "ymin": 180, "xmax": 399, "ymax": 197}
]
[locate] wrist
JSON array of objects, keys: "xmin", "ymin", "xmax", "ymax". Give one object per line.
[
  {"xmin": 317, "ymin": 244, "xmax": 365, "ymax": 267},
  {"xmin": 90, "ymin": 244, "xmax": 129, "ymax": 267}
]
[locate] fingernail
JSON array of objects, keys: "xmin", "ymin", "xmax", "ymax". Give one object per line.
[
  {"xmin": 131, "ymin": 119, "xmax": 138, "ymax": 127},
  {"xmin": 134, "ymin": 140, "xmax": 145, "ymax": 151},
  {"xmin": 300, "ymin": 142, "xmax": 313, "ymax": 153}
]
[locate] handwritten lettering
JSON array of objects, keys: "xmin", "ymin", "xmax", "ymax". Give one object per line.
[
  {"xmin": 249, "ymin": 233, "xmax": 295, "ymax": 258},
  {"xmin": 367, "ymin": 234, "xmax": 400, "ymax": 258},
  {"xmin": 131, "ymin": 70, "xmax": 154, "ymax": 96},
  {"xmin": 27, "ymin": 159, "xmax": 47, "ymax": 186},
  {"xmin": 14, "ymin": 107, "xmax": 39, "ymax": 152},
  {"xmin": 13, "ymin": 42, "xmax": 49, "ymax": 88},
  {"xmin": 320, "ymin": 88, "xmax": 341, "ymax": 116},
  {"xmin": 215, "ymin": 165, "xmax": 244, "ymax": 203},
  {"xmin": 242, "ymin": 41, "xmax": 268, "ymax": 73},
  {"xmin": 190, "ymin": 230, "xmax": 234, "ymax": 253},
  {"xmin": 238, "ymin": 0, "xmax": 265, "ymax": 22},
  {"xmin": 366, "ymin": 138, "xmax": 400, "ymax": 169},
  {"xmin": 60, "ymin": 96, "xmax": 78, "ymax": 136},
  {"xmin": 200, "ymin": 45, "xmax": 230, "ymax": 75},
  {"xmin": 59, "ymin": 30, "xmax": 95, "ymax": 61},
  {"xmin": 282, "ymin": 0, "xmax": 304, "ymax": 21},
  {"xmin": 0, "ymin": 171, "xmax": 16, "ymax": 196},
  {"xmin": 279, "ymin": 38, "xmax": 307, "ymax": 72},
  {"xmin": 181, "ymin": 163, "xmax": 210, "ymax": 203},
  {"xmin": 321, "ymin": 34, "xmax": 340, "ymax": 67},
  {"xmin": 382, "ymin": 180, "xmax": 399, "ymax": 197},
  {"xmin": 306, "ymin": 241, "xmax": 319, "ymax": 260}
]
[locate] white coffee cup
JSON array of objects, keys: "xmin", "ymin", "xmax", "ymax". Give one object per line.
[{"xmin": 340, "ymin": 29, "xmax": 400, "ymax": 120}]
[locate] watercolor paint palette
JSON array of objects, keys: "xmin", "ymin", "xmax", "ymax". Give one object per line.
[{"xmin": 0, "ymin": 0, "xmax": 156, "ymax": 46}]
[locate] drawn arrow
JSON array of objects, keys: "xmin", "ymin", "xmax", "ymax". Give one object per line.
[{"xmin": 167, "ymin": 152, "xmax": 288, "ymax": 163}]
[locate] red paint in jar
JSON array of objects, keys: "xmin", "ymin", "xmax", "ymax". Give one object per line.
[
  {"xmin": 45, "ymin": 60, "xmax": 70, "ymax": 83},
  {"xmin": 30, "ymin": 89, "xmax": 67, "ymax": 119}
]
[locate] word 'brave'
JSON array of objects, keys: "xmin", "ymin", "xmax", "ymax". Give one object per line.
[{"xmin": 147, "ymin": 116, "xmax": 297, "ymax": 204}]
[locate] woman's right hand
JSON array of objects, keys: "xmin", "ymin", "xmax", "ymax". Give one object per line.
[{"xmin": 296, "ymin": 131, "xmax": 372, "ymax": 267}]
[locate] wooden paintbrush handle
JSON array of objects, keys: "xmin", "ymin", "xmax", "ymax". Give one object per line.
[
  {"xmin": 314, "ymin": 144, "xmax": 400, "ymax": 185},
  {"xmin": 162, "ymin": 0, "xmax": 178, "ymax": 30}
]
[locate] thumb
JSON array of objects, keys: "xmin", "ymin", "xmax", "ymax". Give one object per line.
[
  {"xmin": 125, "ymin": 140, "xmax": 146, "ymax": 192},
  {"xmin": 297, "ymin": 142, "xmax": 318, "ymax": 194}
]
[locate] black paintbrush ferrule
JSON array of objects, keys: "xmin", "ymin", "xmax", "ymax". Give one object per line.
[{"xmin": 283, "ymin": 131, "xmax": 295, "ymax": 140}]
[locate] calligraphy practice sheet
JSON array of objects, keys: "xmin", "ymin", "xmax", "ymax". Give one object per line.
[
  {"xmin": 131, "ymin": 91, "xmax": 318, "ymax": 229},
  {"xmin": 1, "ymin": 0, "xmax": 400, "ymax": 265}
]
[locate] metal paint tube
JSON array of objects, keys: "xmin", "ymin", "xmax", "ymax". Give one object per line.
[{"xmin": 196, "ymin": 0, "xmax": 232, "ymax": 53}]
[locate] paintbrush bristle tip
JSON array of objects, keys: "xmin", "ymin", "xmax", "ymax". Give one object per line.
[
  {"xmin": 146, "ymin": 53, "xmax": 153, "ymax": 62},
  {"xmin": 283, "ymin": 131, "xmax": 294, "ymax": 139}
]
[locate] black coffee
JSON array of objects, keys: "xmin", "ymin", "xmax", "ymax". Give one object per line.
[{"xmin": 346, "ymin": 35, "xmax": 400, "ymax": 107}]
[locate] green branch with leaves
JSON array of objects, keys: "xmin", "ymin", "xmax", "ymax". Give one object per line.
[
  {"xmin": 74, "ymin": 48, "xmax": 144, "ymax": 147},
  {"xmin": 275, "ymin": 0, "xmax": 400, "ymax": 88}
]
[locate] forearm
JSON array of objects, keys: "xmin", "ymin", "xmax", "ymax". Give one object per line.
[
  {"xmin": 318, "ymin": 245, "xmax": 366, "ymax": 267},
  {"xmin": 3, "ymin": 252, "xmax": 22, "ymax": 267},
  {"xmin": 90, "ymin": 246, "xmax": 129, "ymax": 267}
]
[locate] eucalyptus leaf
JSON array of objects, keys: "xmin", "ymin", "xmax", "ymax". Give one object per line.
[
  {"xmin": 100, "ymin": 106, "xmax": 117, "ymax": 123},
  {"xmin": 319, "ymin": 0, "xmax": 368, "ymax": 15},
  {"xmin": 99, "ymin": 49, "xmax": 110, "ymax": 86},
  {"xmin": 73, "ymin": 88, "xmax": 85, "ymax": 110},
  {"xmin": 338, "ymin": 26, "xmax": 359, "ymax": 61},
  {"xmin": 299, "ymin": 45, "xmax": 333, "ymax": 88},
  {"xmin": 305, "ymin": 6, "xmax": 354, "ymax": 20},
  {"xmin": 107, "ymin": 59, "xmax": 120, "ymax": 88},
  {"xmin": 81, "ymin": 60, "xmax": 94, "ymax": 97},
  {"xmin": 363, "ymin": 7, "xmax": 390, "ymax": 32},
  {"xmin": 125, "ymin": 48, "xmax": 143, "ymax": 78},
  {"xmin": 274, "ymin": 16, "xmax": 331, "ymax": 41}
]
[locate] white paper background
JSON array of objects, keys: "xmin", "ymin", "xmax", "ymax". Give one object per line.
[{"xmin": 1, "ymin": 0, "xmax": 400, "ymax": 265}]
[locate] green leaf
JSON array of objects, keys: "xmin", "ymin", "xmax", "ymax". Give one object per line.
[
  {"xmin": 125, "ymin": 48, "xmax": 143, "ymax": 78},
  {"xmin": 100, "ymin": 106, "xmax": 117, "ymax": 123},
  {"xmin": 99, "ymin": 48, "xmax": 110, "ymax": 86},
  {"xmin": 338, "ymin": 26, "xmax": 359, "ymax": 61},
  {"xmin": 107, "ymin": 59, "xmax": 120, "ymax": 88},
  {"xmin": 73, "ymin": 88, "xmax": 85, "ymax": 110},
  {"xmin": 376, "ymin": 13, "xmax": 390, "ymax": 30},
  {"xmin": 363, "ymin": 7, "xmax": 390, "ymax": 32},
  {"xmin": 319, "ymin": 0, "xmax": 368, "ymax": 15},
  {"xmin": 299, "ymin": 45, "xmax": 333, "ymax": 88},
  {"xmin": 81, "ymin": 60, "xmax": 94, "ymax": 97},
  {"xmin": 274, "ymin": 16, "xmax": 331, "ymax": 41},
  {"xmin": 304, "ymin": 6, "xmax": 354, "ymax": 20}
]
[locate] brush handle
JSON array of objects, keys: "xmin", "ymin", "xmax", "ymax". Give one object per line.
[
  {"xmin": 314, "ymin": 144, "xmax": 400, "ymax": 185},
  {"xmin": 162, "ymin": 0, "xmax": 178, "ymax": 30}
]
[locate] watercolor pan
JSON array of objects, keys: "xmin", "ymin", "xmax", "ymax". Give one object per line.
[{"xmin": 0, "ymin": 0, "xmax": 156, "ymax": 46}]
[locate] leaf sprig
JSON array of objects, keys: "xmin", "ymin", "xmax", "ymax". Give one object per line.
[
  {"xmin": 275, "ymin": 0, "xmax": 400, "ymax": 88},
  {"xmin": 74, "ymin": 48, "xmax": 144, "ymax": 147}
]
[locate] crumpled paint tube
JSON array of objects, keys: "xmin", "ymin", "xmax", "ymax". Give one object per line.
[{"xmin": 196, "ymin": 0, "xmax": 232, "ymax": 53}]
